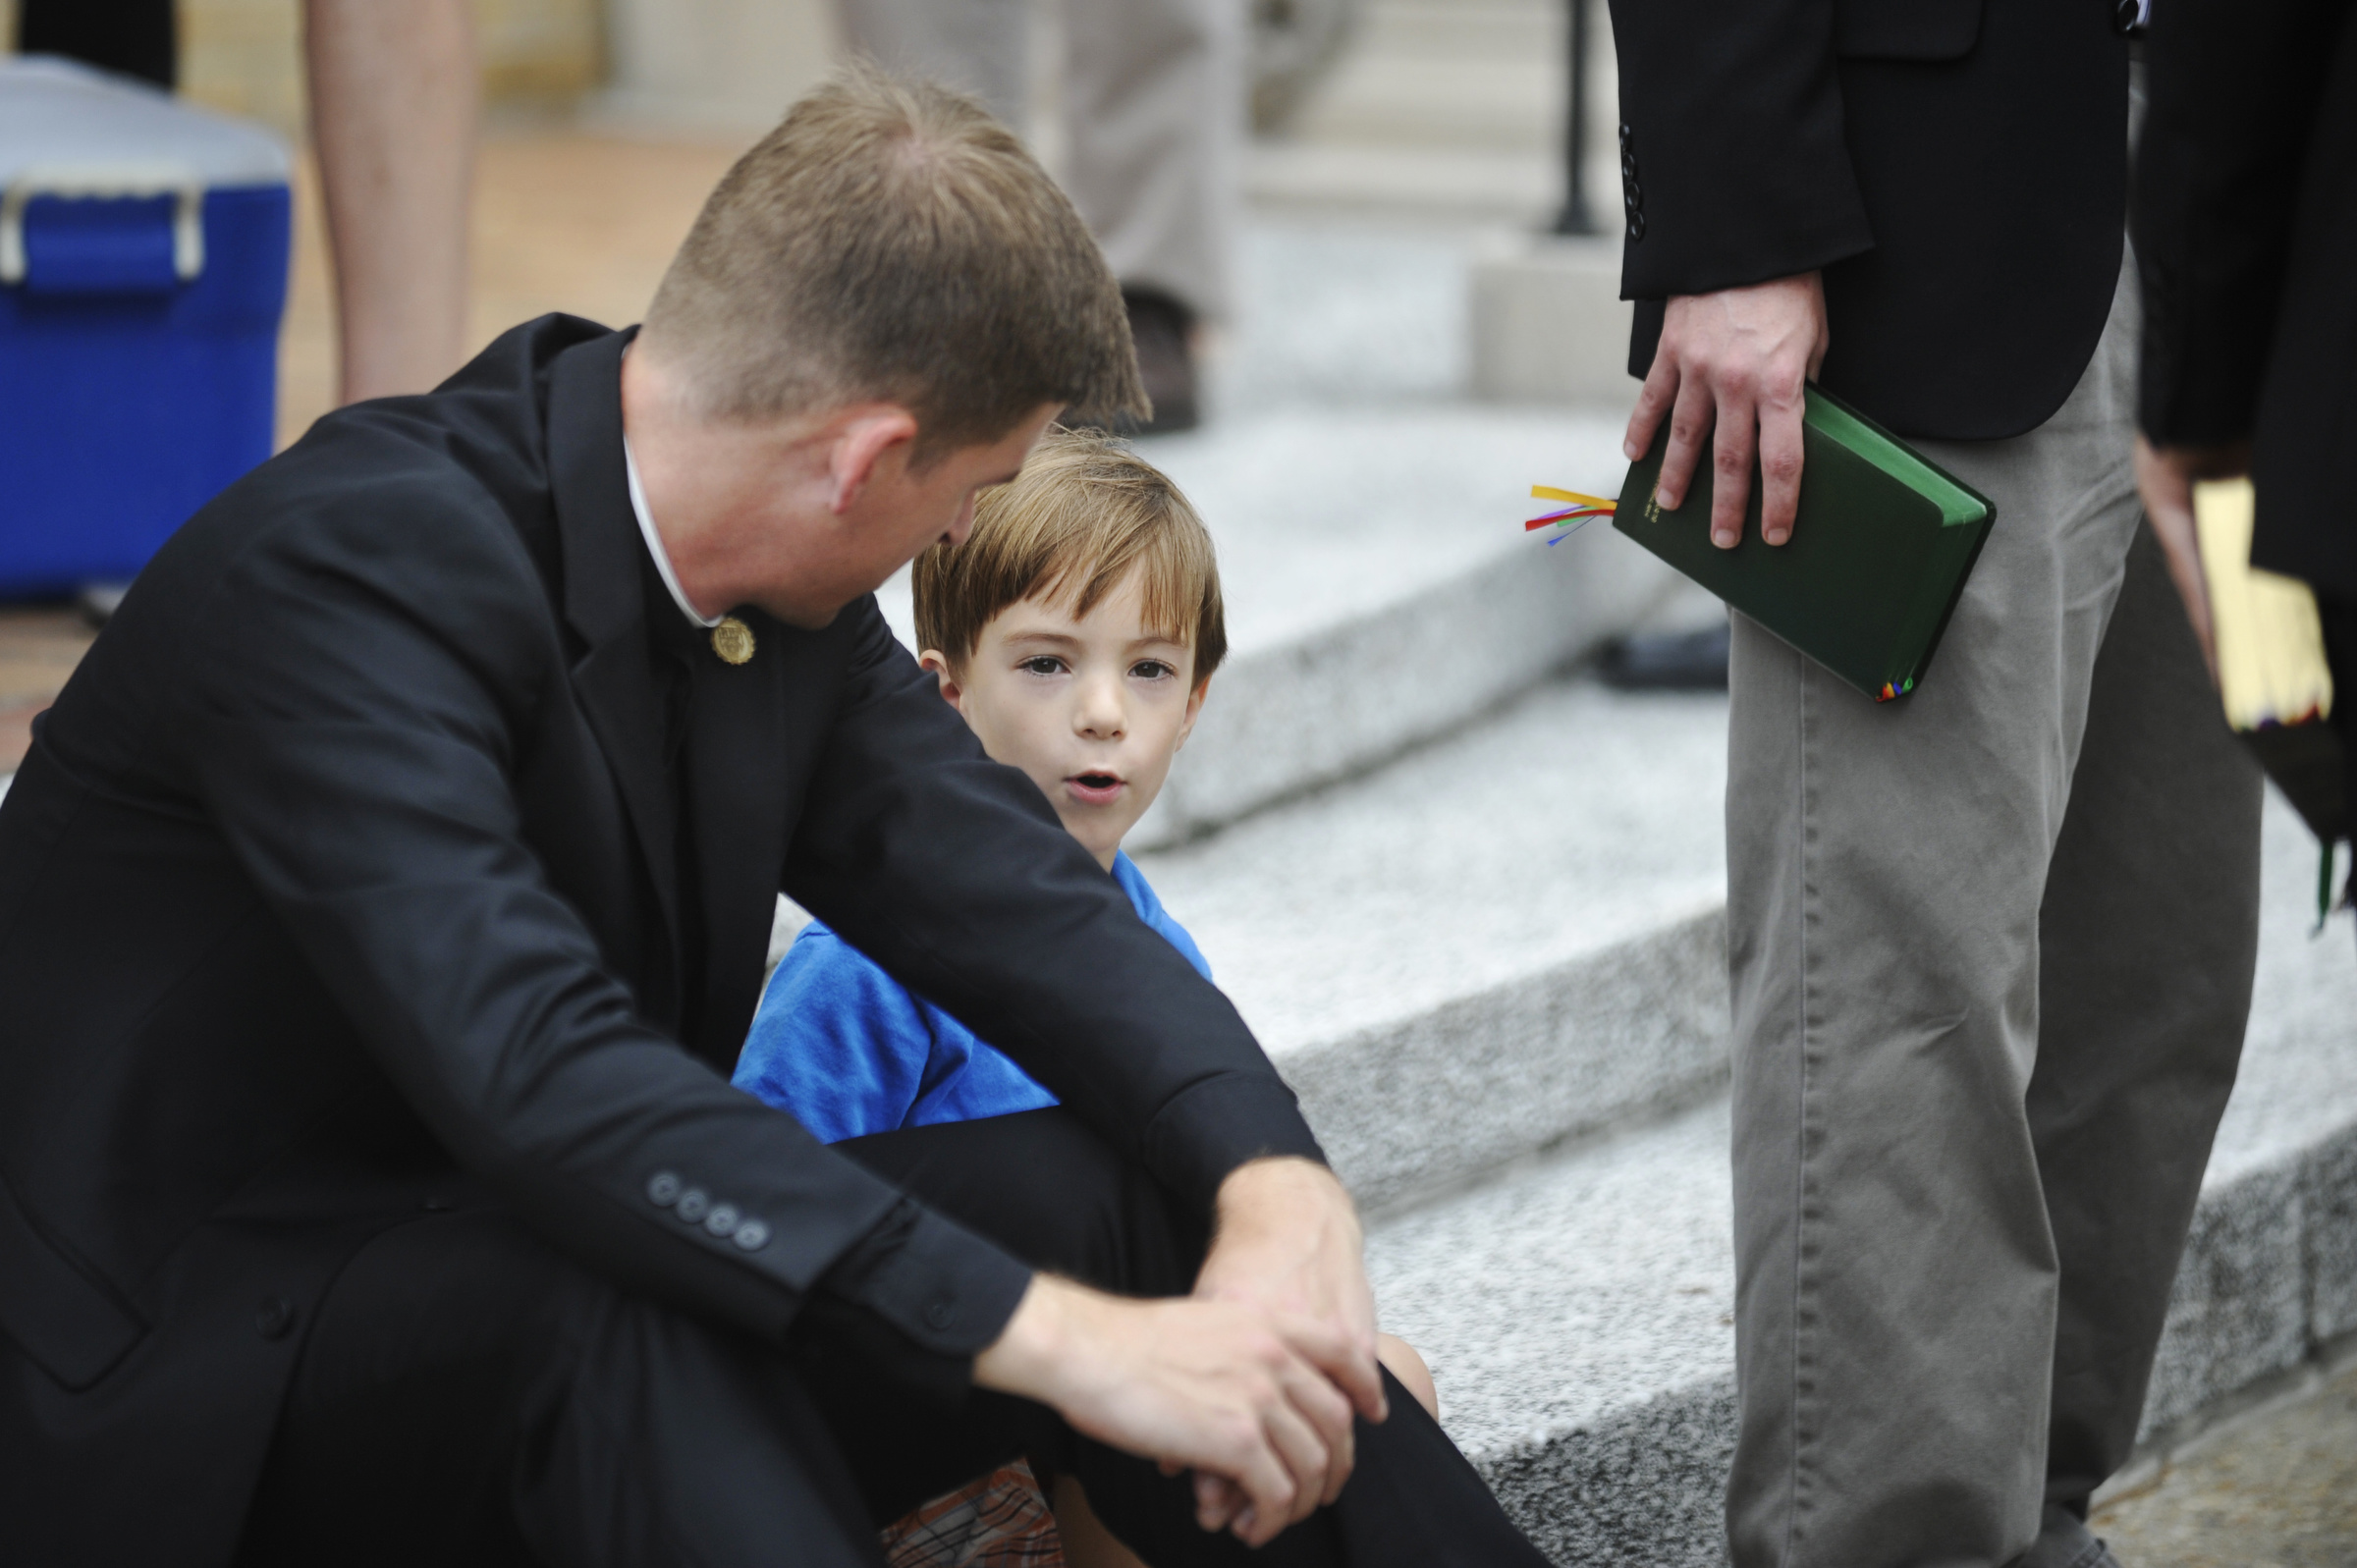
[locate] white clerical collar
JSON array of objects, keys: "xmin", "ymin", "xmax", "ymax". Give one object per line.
[{"xmin": 623, "ymin": 437, "xmax": 723, "ymax": 631}]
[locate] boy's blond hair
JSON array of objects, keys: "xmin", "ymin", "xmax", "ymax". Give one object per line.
[
  {"xmin": 913, "ymin": 427, "xmax": 1227, "ymax": 682},
  {"xmin": 639, "ymin": 64, "xmax": 1147, "ymax": 460}
]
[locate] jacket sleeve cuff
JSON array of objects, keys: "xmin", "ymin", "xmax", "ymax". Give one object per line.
[
  {"xmin": 1143, "ymin": 1073, "xmax": 1329, "ymax": 1217},
  {"xmin": 818, "ymin": 1198, "xmax": 1035, "ymax": 1359}
]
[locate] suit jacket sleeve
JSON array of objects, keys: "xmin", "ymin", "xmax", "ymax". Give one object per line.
[
  {"xmin": 783, "ymin": 606, "xmax": 1326, "ymax": 1218},
  {"xmin": 1607, "ymin": 0, "xmax": 1874, "ymax": 302},
  {"xmin": 2134, "ymin": 0, "xmax": 2354, "ymax": 445},
  {"xmin": 181, "ymin": 481, "xmax": 1031, "ymax": 1372}
]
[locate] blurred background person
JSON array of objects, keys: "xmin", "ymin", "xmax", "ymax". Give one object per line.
[
  {"xmin": 2132, "ymin": 0, "xmax": 2357, "ymax": 742},
  {"xmin": 15, "ymin": 0, "xmax": 477, "ymax": 405},
  {"xmin": 837, "ymin": 0, "xmax": 1242, "ymax": 431}
]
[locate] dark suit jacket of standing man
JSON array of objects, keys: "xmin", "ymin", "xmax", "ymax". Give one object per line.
[
  {"xmin": 0, "ymin": 317, "xmax": 1323, "ymax": 1564},
  {"xmin": 1612, "ymin": 0, "xmax": 2137, "ymax": 439},
  {"xmin": 2134, "ymin": 0, "xmax": 2357, "ymax": 598}
]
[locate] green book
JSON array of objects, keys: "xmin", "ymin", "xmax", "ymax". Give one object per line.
[{"xmin": 1613, "ymin": 385, "xmax": 1997, "ymax": 702}]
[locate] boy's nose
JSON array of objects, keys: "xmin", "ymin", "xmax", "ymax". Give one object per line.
[{"xmin": 1073, "ymin": 677, "xmax": 1126, "ymax": 738}]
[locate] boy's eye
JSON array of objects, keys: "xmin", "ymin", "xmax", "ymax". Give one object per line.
[
  {"xmin": 1019, "ymin": 656, "xmax": 1067, "ymax": 676},
  {"xmin": 1129, "ymin": 660, "xmax": 1175, "ymax": 680}
]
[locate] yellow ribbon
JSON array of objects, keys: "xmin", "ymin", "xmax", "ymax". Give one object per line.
[{"xmin": 1531, "ymin": 485, "xmax": 1617, "ymax": 510}]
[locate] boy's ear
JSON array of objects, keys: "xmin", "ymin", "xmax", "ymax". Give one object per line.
[
  {"xmin": 916, "ymin": 649, "xmax": 966, "ymax": 715},
  {"xmin": 1174, "ymin": 674, "xmax": 1212, "ymax": 752}
]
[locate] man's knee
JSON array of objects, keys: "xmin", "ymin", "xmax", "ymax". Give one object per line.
[{"xmin": 835, "ymin": 1108, "xmax": 1206, "ymax": 1296}]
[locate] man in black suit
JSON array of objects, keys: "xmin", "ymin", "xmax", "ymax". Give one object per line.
[
  {"xmin": 0, "ymin": 69, "xmax": 1547, "ymax": 1568},
  {"xmin": 1604, "ymin": 3, "xmax": 2263, "ymax": 1564},
  {"xmin": 2132, "ymin": 0, "xmax": 2357, "ymax": 700}
]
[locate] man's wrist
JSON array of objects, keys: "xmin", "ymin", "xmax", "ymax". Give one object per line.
[
  {"xmin": 974, "ymin": 1272, "xmax": 1087, "ymax": 1403},
  {"xmin": 1214, "ymin": 1158, "xmax": 1356, "ymax": 1237}
]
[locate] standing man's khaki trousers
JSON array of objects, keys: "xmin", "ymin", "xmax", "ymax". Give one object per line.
[
  {"xmin": 835, "ymin": 0, "xmax": 1241, "ymax": 322},
  {"xmin": 1723, "ymin": 252, "xmax": 2264, "ymax": 1568}
]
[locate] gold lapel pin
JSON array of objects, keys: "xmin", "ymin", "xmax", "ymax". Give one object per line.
[{"xmin": 711, "ymin": 616, "xmax": 755, "ymax": 666}]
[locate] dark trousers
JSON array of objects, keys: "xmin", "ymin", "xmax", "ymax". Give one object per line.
[
  {"xmin": 232, "ymin": 1108, "xmax": 1547, "ymax": 1568},
  {"xmin": 16, "ymin": 0, "xmax": 177, "ymax": 89}
]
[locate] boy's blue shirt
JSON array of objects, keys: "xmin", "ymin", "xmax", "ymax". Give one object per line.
[{"xmin": 734, "ymin": 851, "xmax": 1213, "ymax": 1143}]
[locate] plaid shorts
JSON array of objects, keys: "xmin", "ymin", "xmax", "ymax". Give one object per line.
[{"xmin": 879, "ymin": 1459, "xmax": 1067, "ymax": 1568}]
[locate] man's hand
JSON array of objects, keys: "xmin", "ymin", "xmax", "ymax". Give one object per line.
[
  {"xmin": 973, "ymin": 1274, "xmax": 1360, "ymax": 1548},
  {"xmin": 2133, "ymin": 435, "xmax": 2251, "ymax": 682},
  {"xmin": 1624, "ymin": 272, "xmax": 1830, "ymax": 549},
  {"xmin": 1186, "ymin": 1158, "xmax": 1386, "ymax": 1534}
]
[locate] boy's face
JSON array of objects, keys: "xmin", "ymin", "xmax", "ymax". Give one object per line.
[{"xmin": 921, "ymin": 568, "xmax": 1208, "ymax": 869}]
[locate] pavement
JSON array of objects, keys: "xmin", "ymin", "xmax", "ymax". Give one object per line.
[
  {"xmin": 0, "ymin": 609, "xmax": 95, "ymax": 773},
  {"xmin": 2095, "ymin": 1346, "xmax": 2357, "ymax": 1568}
]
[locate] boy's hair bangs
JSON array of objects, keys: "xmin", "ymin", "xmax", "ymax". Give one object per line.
[{"xmin": 913, "ymin": 428, "xmax": 1227, "ymax": 681}]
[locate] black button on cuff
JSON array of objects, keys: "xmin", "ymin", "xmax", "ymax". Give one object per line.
[
  {"xmin": 675, "ymin": 1188, "xmax": 710, "ymax": 1223},
  {"xmin": 646, "ymin": 1170, "xmax": 683, "ymax": 1207},
  {"xmin": 704, "ymin": 1204, "xmax": 740, "ymax": 1238},
  {"xmin": 732, "ymin": 1218, "xmax": 771, "ymax": 1252},
  {"xmin": 923, "ymin": 1295, "xmax": 956, "ymax": 1331}
]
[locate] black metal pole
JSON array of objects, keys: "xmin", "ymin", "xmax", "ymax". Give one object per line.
[{"xmin": 1552, "ymin": 0, "xmax": 1598, "ymax": 234}]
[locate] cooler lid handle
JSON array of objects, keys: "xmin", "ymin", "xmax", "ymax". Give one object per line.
[{"xmin": 0, "ymin": 163, "xmax": 205, "ymax": 287}]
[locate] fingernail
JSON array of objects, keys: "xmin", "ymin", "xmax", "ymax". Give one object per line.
[
  {"xmin": 1766, "ymin": 528, "xmax": 1788, "ymax": 545},
  {"xmin": 1714, "ymin": 529, "xmax": 1735, "ymax": 548},
  {"xmin": 1622, "ymin": 441, "xmax": 1638, "ymax": 460}
]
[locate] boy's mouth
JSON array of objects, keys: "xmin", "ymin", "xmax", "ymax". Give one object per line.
[{"xmin": 1066, "ymin": 772, "xmax": 1125, "ymax": 806}]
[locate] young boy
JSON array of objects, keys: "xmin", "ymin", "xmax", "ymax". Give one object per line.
[
  {"xmin": 734, "ymin": 428, "xmax": 1436, "ymax": 1565},
  {"xmin": 736, "ymin": 426, "xmax": 1216, "ymax": 1143}
]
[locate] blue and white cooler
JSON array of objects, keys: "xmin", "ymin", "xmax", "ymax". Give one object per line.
[{"xmin": 0, "ymin": 57, "xmax": 291, "ymax": 595}]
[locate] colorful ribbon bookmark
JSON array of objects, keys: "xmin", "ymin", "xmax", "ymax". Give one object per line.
[{"xmin": 1527, "ymin": 485, "xmax": 1617, "ymax": 545}]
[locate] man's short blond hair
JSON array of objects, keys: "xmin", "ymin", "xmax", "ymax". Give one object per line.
[
  {"xmin": 913, "ymin": 427, "xmax": 1227, "ymax": 682},
  {"xmin": 639, "ymin": 64, "xmax": 1147, "ymax": 458}
]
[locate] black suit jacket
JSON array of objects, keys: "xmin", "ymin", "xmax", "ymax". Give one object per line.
[
  {"xmin": 0, "ymin": 318, "xmax": 1321, "ymax": 1565},
  {"xmin": 1610, "ymin": 0, "xmax": 2133, "ymax": 440},
  {"xmin": 2134, "ymin": 0, "xmax": 2357, "ymax": 598}
]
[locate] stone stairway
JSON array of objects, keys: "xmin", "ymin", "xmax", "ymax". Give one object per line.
[
  {"xmin": 855, "ymin": 218, "xmax": 2357, "ymax": 1564},
  {"xmin": 1211, "ymin": 707, "xmax": 2357, "ymax": 1563}
]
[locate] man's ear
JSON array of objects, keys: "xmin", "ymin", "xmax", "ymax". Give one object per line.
[
  {"xmin": 916, "ymin": 649, "xmax": 966, "ymax": 715},
  {"xmin": 1175, "ymin": 673, "xmax": 1212, "ymax": 752},
  {"xmin": 827, "ymin": 406, "xmax": 922, "ymax": 515}
]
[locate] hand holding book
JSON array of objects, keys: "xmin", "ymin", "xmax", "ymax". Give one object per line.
[
  {"xmin": 1584, "ymin": 385, "xmax": 1996, "ymax": 704},
  {"xmin": 1621, "ymin": 272, "xmax": 1830, "ymax": 549}
]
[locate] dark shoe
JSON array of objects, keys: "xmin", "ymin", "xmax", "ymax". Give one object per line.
[
  {"xmin": 2011, "ymin": 1502, "xmax": 2123, "ymax": 1568},
  {"xmin": 1117, "ymin": 288, "xmax": 1199, "ymax": 436},
  {"xmin": 1598, "ymin": 622, "xmax": 1729, "ymax": 691}
]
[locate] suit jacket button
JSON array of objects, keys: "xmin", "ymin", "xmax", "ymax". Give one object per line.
[
  {"xmin": 732, "ymin": 1218, "xmax": 771, "ymax": 1252},
  {"xmin": 924, "ymin": 1296, "xmax": 955, "ymax": 1330},
  {"xmin": 646, "ymin": 1170, "xmax": 684, "ymax": 1207},
  {"xmin": 256, "ymin": 1296, "xmax": 299, "ymax": 1342},
  {"xmin": 675, "ymin": 1188, "xmax": 710, "ymax": 1223},
  {"xmin": 704, "ymin": 1203, "xmax": 740, "ymax": 1238}
]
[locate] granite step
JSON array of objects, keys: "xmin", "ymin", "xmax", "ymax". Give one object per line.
[
  {"xmin": 1134, "ymin": 673, "xmax": 1732, "ymax": 1208},
  {"xmin": 1360, "ymin": 790, "xmax": 2357, "ymax": 1565}
]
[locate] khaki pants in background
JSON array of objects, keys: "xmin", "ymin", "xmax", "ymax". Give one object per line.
[
  {"xmin": 835, "ymin": 0, "xmax": 1242, "ymax": 323},
  {"xmin": 1722, "ymin": 252, "xmax": 2265, "ymax": 1568}
]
